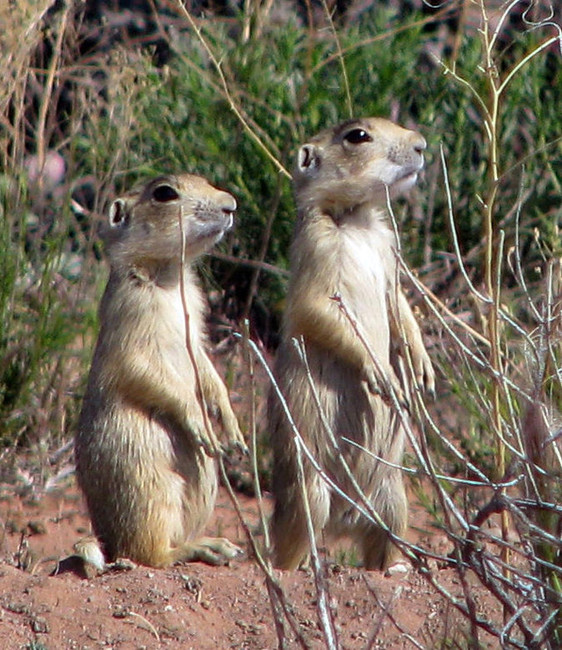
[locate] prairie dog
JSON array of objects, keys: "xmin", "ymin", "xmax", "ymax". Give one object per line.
[
  {"xmin": 269, "ymin": 118, "xmax": 435, "ymax": 570},
  {"xmin": 75, "ymin": 173, "xmax": 245, "ymax": 568}
]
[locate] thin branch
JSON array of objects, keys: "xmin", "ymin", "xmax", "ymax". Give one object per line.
[
  {"xmin": 175, "ymin": 1, "xmax": 291, "ymax": 179},
  {"xmin": 321, "ymin": 0, "xmax": 353, "ymax": 119}
]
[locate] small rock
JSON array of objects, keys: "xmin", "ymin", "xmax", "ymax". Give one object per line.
[
  {"xmin": 27, "ymin": 520, "xmax": 47, "ymax": 535},
  {"xmin": 385, "ymin": 562, "xmax": 410, "ymax": 577},
  {"xmin": 30, "ymin": 615, "xmax": 49, "ymax": 633}
]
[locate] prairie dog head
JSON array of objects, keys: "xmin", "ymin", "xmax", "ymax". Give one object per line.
[
  {"xmin": 104, "ymin": 173, "xmax": 236, "ymax": 266},
  {"xmin": 294, "ymin": 117, "xmax": 426, "ymax": 214}
]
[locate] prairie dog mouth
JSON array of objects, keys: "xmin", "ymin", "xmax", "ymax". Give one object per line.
[
  {"xmin": 388, "ymin": 169, "xmax": 419, "ymax": 196},
  {"xmin": 394, "ymin": 169, "xmax": 419, "ymax": 186},
  {"xmin": 224, "ymin": 212, "xmax": 234, "ymax": 230},
  {"xmin": 400, "ymin": 160, "xmax": 423, "ymax": 179}
]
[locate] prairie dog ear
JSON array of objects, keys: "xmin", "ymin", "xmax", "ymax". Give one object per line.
[
  {"xmin": 297, "ymin": 144, "xmax": 321, "ymax": 173},
  {"xmin": 108, "ymin": 198, "xmax": 130, "ymax": 229}
]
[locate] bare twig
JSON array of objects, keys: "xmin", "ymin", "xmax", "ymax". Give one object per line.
[{"xmin": 175, "ymin": 1, "xmax": 291, "ymax": 179}]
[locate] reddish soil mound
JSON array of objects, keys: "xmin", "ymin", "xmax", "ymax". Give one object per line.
[{"xmin": 0, "ymin": 484, "xmax": 500, "ymax": 648}]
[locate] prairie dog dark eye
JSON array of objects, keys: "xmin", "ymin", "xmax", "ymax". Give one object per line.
[
  {"xmin": 344, "ymin": 128, "xmax": 372, "ymax": 144},
  {"xmin": 152, "ymin": 185, "xmax": 179, "ymax": 202}
]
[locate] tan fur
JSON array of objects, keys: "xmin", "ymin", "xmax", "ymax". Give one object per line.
[
  {"xmin": 269, "ymin": 118, "xmax": 435, "ymax": 570},
  {"xmin": 75, "ymin": 173, "xmax": 245, "ymax": 568}
]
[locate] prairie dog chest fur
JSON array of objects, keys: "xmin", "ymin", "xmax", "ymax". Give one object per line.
[
  {"xmin": 98, "ymin": 266, "xmax": 203, "ymax": 383},
  {"xmin": 334, "ymin": 211, "xmax": 396, "ymax": 330}
]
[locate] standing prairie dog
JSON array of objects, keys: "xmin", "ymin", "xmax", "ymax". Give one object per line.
[
  {"xmin": 269, "ymin": 117, "xmax": 435, "ymax": 570},
  {"xmin": 75, "ymin": 173, "xmax": 245, "ymax": 568}
]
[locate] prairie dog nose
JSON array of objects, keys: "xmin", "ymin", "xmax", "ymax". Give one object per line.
[
  {"xmin": 412, "ymin": 134, "xmax": 427, "ymax": 155},
  {"xmin": 220, "ymin": 192, "xmax": 237, "ymax": 216}
]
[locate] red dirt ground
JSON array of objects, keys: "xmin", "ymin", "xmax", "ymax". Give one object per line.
[
  {"xmin": 0, "ymin": 480, "xmax": 502, "ymax": 649},
  {"xmin": 0, "ymin": 345, "xmax": 503, "ymax": 648}
]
